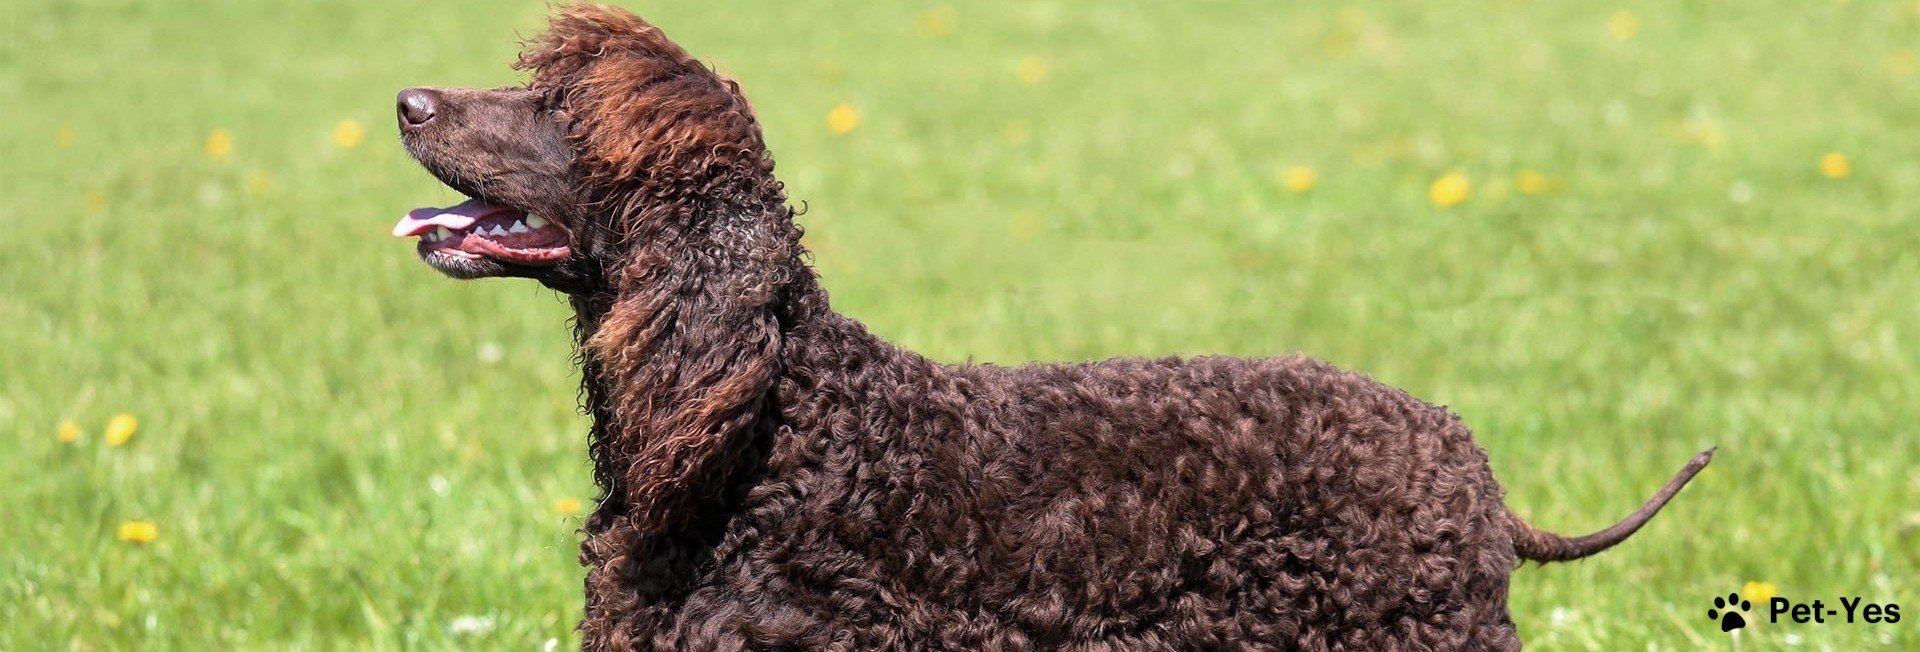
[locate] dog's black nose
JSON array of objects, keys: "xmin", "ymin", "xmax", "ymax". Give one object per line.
[{"xmin": 397, "ymin": 88, "xmax": 438, "ymax": 128}]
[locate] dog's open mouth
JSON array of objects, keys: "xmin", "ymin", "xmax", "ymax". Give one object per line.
[{"xmin": 392, "ymin": 198, "xmax": 571, "ymax": 268}]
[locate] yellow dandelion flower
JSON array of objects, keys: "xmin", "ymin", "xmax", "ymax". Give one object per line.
[
  {"xmin": 332, "ymin": 119, "xmax": 365, "ymax": 149},
  {"xmin": 56, "ymin": 122, "xmax": 76, "ymax": 147},
  {"xmin": 85, "ymin": 191, "xmax": 107, "ymax": 209},
  {"xmin": 1001, "ymin": 119, "xmax": 1031, "ymax": 145},
  {"xmin": 1515, "ymin": 169, "xmax": 1552, "ymax": 195},
  {"xmin": 116, "ymin": 520, "xmax": 158, "ymax": 544},
  {"xmin": 104, "ymin": 413, "xmax": 138, "ymax": 447},
  {"xmin": 1281, "ymin": 165, "xmax": 1319, "ymax": 193},
  {"xmin": 59, "ymin": 420, "xmax": 82, "ymax": 443},
  {"xmin": 1818, "ymin": 152, "xmax": 1851, "ymax": 179},
  {"xmin": 826, "ymin": 103, "xmax": 860, "ymax": 136},
  {"xmin": 554, "ymin": 497, "xmax": 583, "ymax": 516},
  {"xmin": 1886, "ymin": 48, "xmax": 1916, "ymax": 78},
  {"xmin": 1428, "ymin": 172, "xmax": 1471, "ymax": 208},
  {"xmin": 1742, "ymin": 581, "xmax": 1779, "ymax": 606},
  {"xmin": 1016, "ymin": 57, "xmax": 1048, "ymax": 86},
  {"xmin": 914, "ymin": 6, "xmax": 957, "ymax": 39},
  {"xmin": 1608, "ymin": 11, "xmax": 1640, "ymax": 41},
  {"xmin": 205, "ymin": 129, "xmax": 233, "ymax": 159}
]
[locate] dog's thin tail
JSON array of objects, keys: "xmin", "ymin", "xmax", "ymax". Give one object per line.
[{"xmin": 1508, "ymin": 447, "xmax": 1715, "ymax": 563}]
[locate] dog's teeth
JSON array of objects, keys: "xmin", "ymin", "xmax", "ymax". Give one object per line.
[
  {"xmin": 509, "ymin": 220, "xmax": 529, "ymax": 234},
  {"xmin": 489, "ymin": 225, "xmax": 510, "ymax": 237},
  {"xmin": 526, "ymin": 215, "xmax": 548, "ymax": 229},
  {"xmin": 435, "ymin": 227, "xmax": 453, "ymax": 241}
]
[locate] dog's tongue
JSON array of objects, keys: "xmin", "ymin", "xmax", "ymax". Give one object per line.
[{"xmin": 392, "ymin": 198, "xmax": 510, "ymax": 237}]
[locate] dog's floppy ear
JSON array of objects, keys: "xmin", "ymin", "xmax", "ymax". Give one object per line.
[
  {"xmin": 527, "ymin": 3, "xmax": 798, "ymax": 532},
  {"xmin": 586, "ymin": 246, "xmax": 782, "ymax": 531}
]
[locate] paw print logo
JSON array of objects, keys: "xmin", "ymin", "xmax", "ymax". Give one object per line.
[{"xmin": 1709, "ymin": 592, "xmax": 1751, "ymax": 632}]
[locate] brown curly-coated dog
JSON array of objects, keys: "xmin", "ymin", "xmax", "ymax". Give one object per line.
[{"xmin": 390, "ymin": 5, "xmax": 1712, "ymax": 650}]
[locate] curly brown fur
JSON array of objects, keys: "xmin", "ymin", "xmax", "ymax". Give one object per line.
[{"xmin": 393, "ymin": 5, "xmax": 1713, "ymax": 650}]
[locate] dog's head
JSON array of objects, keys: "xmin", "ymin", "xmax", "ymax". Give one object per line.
[
  {"xmin": 395, "ymin": 5, "xmax": 799, "ymax": 535},
  {"xmin": 394, "ymin": 4, "xmax": 774, "ymax": 292}
]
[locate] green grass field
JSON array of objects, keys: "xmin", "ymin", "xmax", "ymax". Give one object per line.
[{"xmin": 5, "ymin": 1, "xmax": 1917, "ymax": 648}]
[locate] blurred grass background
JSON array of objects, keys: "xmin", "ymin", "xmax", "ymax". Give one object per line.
[{"xmin": 4, "ymin": 0, "xmax": 1917, "ymax": 649}]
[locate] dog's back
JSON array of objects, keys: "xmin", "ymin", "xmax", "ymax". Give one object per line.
[{"xmin": 626, "ymin": 333, "xmax": 1526, "ymax": 649}]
